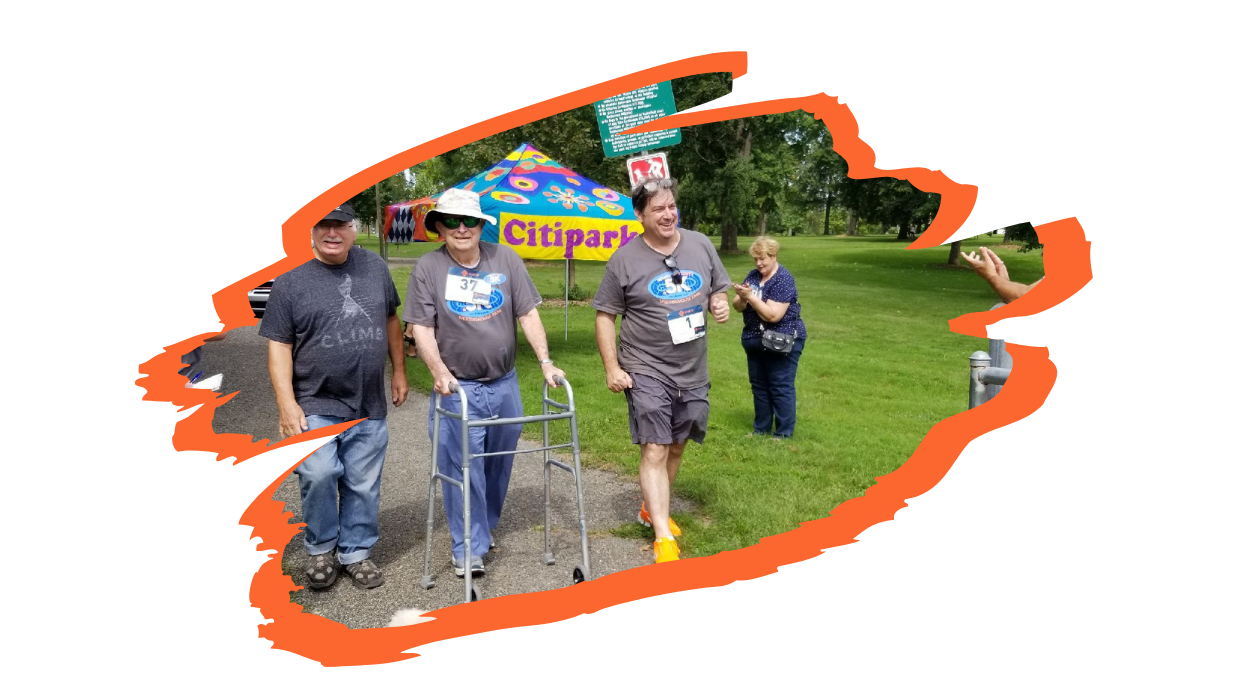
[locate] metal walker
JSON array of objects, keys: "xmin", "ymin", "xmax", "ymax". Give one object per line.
[{"xmin": 420, "ymin": 376, "xmax": 593, "ymax": 603}]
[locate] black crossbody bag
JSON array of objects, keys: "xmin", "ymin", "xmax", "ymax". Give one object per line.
[{"xmin": 760, "ymin": 326, "xmax": 797, "ymax": 354}]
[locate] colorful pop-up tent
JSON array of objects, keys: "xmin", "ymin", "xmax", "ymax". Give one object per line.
[
  {"xmin": 387, "ymin": 144, "xmax": 645, "ymax": 337},
  {"xmin": 441, "ymin": 142, "xmax": 642, "ymax": 262}
]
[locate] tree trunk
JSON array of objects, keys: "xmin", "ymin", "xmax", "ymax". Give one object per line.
[
  {"xmin": 823, "ymin": 193, "xmax": 833, "ymax": 236},
  {"xmin": 719, "ymin": 118, "xmax": 754, "ymax": 253},
  {"xmin": 847, "ymin": 208, "xmax": 858, "ymax": 236},
  {"xmin": 375, "ymin": 183, "xmax": 386, "ymax": 261},
  {"xmin": 947, "ymin": 241, "xmax": 962, "ymax": 265},
  {"xmin": 721, "ymin": 222, "xmax": 739, "ymax": 251},
  {"xmin": 757, "ymin": 201, "xmax": 767, "ymax": 237},
  {"xmin": 897, "ymin": 221, "xmax": 913, "ymax": 240}
]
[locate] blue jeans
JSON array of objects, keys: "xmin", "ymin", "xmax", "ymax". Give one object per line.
[
  {"xmin": 429, "ymin": 369, "xmax": 524, "ymax": 559},
  {"xmin": 741, "ymin": 336, "xmax": 805, "ymax": 438},
  {"xmin": 296, "ymin": 416, "xmax": 389, "ymax": 565}
]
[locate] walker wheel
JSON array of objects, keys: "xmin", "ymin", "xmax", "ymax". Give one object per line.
[
  {"xmin": 572, "ymin": 565, "xmax": 589, "ymax": 584},
  {"xmin": 543, "ymin": 552, "xmax": 556, "ymax": 566}
]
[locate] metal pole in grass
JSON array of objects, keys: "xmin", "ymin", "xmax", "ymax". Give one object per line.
[
  {"xmin": 987, "ymin": 338, "xmax": 1009, "ymax": 403},
  {"xmin": 969, "ymin": 351, "xmax": 991, "ymax": 409},
  {"xmin": 564, "ymin": 259, "xmax": 570, "ymax": 341},
  {"xmin": 969, "ymin": 350, "xmax": 1010, "ymax": 408}
]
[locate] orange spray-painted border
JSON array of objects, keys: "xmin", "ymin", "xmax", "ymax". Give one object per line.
[{"xmin": 136, "ymin": 52, "xmax": 1092, "ymax": 666}]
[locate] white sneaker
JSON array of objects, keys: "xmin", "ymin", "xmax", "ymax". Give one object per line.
[
  {"xmin": 187, "ymin": 373, "xmax": 223, "ymax": 391},
  {"xmin": 452, "ymin": 555, "xmax": 485, "ymax": 577}
]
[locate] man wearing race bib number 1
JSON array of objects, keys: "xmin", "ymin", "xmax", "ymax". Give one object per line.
[{"xmin": 592, "ymin": 178, "xmax": 732, "ymax": 564}]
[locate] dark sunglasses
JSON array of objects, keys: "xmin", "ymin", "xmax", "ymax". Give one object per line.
[
  {"xmin": 663, "ymin": 254, "xmax": 683, "ymax": 285},
  {"xmin": 439, "ymin": 215, "xmax": 482, "ymax": 229}
]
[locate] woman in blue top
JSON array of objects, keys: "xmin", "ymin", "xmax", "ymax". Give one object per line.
[{"xmin": 731, "ymin": 236, "xmax": 807, "ymax": 438}]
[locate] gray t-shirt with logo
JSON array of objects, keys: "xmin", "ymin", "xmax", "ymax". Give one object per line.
[
  {"xmin": 592, "ymin": 228, "xmax": 732, "ymax": 389},
  {"xmin": 401, "ymin": 242, "xmax": 541, "ymax": 382},
  {"xmin": 259, "ymin": 246, "xmax": 400, "ymax": 420}
]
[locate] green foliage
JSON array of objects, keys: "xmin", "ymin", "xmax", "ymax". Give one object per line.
[
  {"xmin": 998, "ymin": 222, "xmax": 1042, "ymax": 251},
  {"xmin": 354, "ymin": 73, "xmax": 942, "ymax": 247},
  {"xmin": 565, "ymin": 283, "xmax": 593, "ymax": 301}
]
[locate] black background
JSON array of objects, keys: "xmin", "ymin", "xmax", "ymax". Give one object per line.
[{"xmin": 135, "ymin": 49, "xmax": 1103, "ymax": 664}]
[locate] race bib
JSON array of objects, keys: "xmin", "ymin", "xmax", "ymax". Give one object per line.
[
  {"xmin": 667, "ymin": 304, "xmax": 706, "ymax": 344},
  {"xmin": 445, "ymin": 267, "xmax": 492, "ymax": 304}
]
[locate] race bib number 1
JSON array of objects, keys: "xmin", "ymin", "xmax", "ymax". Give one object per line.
[
  {"xmin": 445, "ymin": 268, "xmax": 491, "ymax": 304},
  {"xmin": 667, "ymin": 304, "xmax": 706, "ymax": 344}
]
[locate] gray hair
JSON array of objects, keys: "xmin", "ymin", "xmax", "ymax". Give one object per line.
[{"xmin": 631, "ymin": 178, "xmax": 678, "ymax": 215}]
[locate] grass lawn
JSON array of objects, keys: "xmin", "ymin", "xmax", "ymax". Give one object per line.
[{"xmin": 388, "ymin": 232, "xmax": 1043, "ymax": 558}]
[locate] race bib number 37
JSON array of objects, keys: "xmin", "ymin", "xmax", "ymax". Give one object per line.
[
  {"xmin": 667, "ymin": 304, "xmax": 706, "ymax": 344},
  {"xmin": 445, "ymin": 268, "xmax": 491, "ymax": 304}
]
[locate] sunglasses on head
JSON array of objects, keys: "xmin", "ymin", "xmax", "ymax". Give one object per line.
[
  {"xmin": 439, "ymin": 215, "xmax": 482, "ymax": 229},
  {"xmin": 635, "ymin": 178, "xmax": 674, "ymax": 196},
  {"xmin": 663, "ymin": 254, "xmax": 683, "ymax": 285}
]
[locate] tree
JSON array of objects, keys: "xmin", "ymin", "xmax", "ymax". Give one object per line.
[
  {"xmin": 792, "ymin": 112, "xmax": 847, "ymax": 236},
  {"xmin": 1001, "ymin": 222, "xmax": 1041, "ymax": 251},
  {"xmin": 832, "ymin": 170, "xmax": 940, "ymax": 242},
  {"xmin": 350, "ymin": 170, "xmax": 409, "ymax": 234},
  {"xmin": 667, "ymin": 72, "xmax": 758, "ymax": 250}
]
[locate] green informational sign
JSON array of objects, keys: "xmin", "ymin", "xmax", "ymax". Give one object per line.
[{"xmin": 594, "ymin": 81, "xmax": 683, "ymax": 158}]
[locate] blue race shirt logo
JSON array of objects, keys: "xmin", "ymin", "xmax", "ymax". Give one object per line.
[
  {"xmin": 483, "ymin": 273, "xmax": 507, "ymax": 285},
  {"xmin": 648, "ymin": 270, "xmax": 703, "ymax": 300},
  {"xmin": 447, "ymin": 288, "xmax": 505, "ymax": 318}
]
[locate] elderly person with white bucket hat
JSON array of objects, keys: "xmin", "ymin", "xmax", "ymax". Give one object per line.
[{"xmin": 401, "ymin": 188, "xmax": 565, "ymax": 577}]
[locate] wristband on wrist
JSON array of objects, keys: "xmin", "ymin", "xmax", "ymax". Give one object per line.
[{"xmin": 540, "ymin": 359, "xmax": 553, "ymax": 366}]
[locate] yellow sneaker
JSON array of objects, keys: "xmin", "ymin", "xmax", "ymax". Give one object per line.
[
  {"xmin": 653, "ymin": 537, "xmax": 680, "ymax": 563},
  {"xmin": 638, "ymin": 502, "xmax": 682, "ymax": 537}
]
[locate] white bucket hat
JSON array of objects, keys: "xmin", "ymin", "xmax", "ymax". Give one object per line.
[{"xmin": 423, "ymin": 188, "xmax": 497, "ymax": 234}]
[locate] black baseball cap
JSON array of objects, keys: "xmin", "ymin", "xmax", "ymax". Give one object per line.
[{"xmin": 323, "ymin": 202, "xmax": 356, "ymax": 222}]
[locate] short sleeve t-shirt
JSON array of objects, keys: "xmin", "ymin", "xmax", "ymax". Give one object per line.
[
  {"xmin": 258, "ymin": 246, "xmax": 400, "ymax": 420},
  {"xmin": 739, "ymin": 265, "xmax": 807, "ymax": 340},
  {"xmin": 592, "ymin": 228, "xmax": 732, "ymax": 389},
  {"xmin": 401, "ymin": 242, "xmax": 541, "ymax": 382}
]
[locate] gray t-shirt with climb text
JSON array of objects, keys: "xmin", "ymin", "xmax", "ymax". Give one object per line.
[
  {"xmin": 592, "ymin": 228, "xmax": 731, "ymax": 389},
  {"xmin": 258, "ymin": 246, "xmax": 400, "ymax": 420},
  {"xmin": 401, "ymin": 242, "xmax": 542, "ymax": 382}
]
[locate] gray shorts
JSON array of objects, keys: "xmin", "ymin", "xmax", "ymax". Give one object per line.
[{"xmin": 624, "ymin": 373, "xmax": 710, "ymax": 445}]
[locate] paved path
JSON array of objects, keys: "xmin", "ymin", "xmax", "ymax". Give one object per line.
[{"xmin": 203, "ymin": 323, "xmax": 670, "ymax": 628}]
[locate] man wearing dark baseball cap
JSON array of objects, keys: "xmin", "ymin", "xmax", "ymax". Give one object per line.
[
  {"xmin": 259, "ymin": 202, "xmax": 409, "ymax": 591},
  {"xmin": 323, "ymin": 203, "xmax": 356, "ymax": 222}
]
